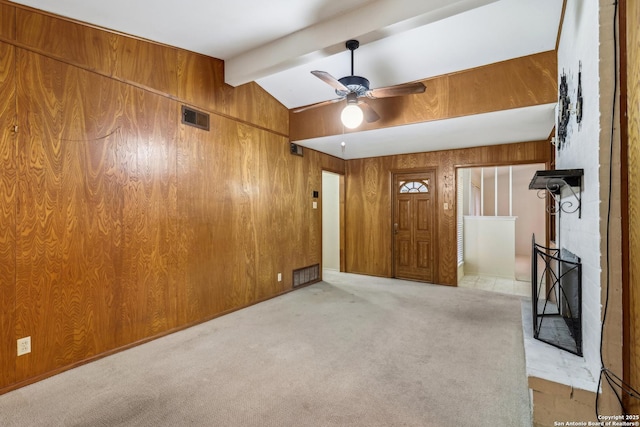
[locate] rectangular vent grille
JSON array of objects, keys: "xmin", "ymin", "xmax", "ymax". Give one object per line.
[
  {"xmin": 182, "ymin": 106, "xmax": 210, "ymax": 131},
  {"xmin": 293, "ymin": 264, "xmax": 320, "ymax": 288},
  {"xmin": 290, "ymin": 143, "xmax": 303, "ymax": 156}
]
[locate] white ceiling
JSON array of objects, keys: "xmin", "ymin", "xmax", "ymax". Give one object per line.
[
  {"xmin": 297, "ymin": 103, "xmax": 557, "ymax": 160},
  {"xmin": 9, "ymin": 0, "xmax": 563, "ymax": 159}
]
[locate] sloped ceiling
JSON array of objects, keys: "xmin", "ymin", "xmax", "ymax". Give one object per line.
[{"xmin": 9, "ymin": 0, "xmax": 563, "ymax": 159}]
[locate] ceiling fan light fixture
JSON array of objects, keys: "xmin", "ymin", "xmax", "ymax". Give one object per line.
[
  {"xmin": 299, "ymin": 39, "xmax": 426, "ymax": 124},
  {"xmin": 341, "ymin": 104, "xmax": 363, "ymax": 129},
  {"xmin": 341, "ymin": 93, "xmax": 363, "ymax": 129}
]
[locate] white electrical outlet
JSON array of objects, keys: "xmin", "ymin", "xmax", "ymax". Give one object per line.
[
  {"xmin": 17, "ymin": 336, "xmax": 31, "ymax": 356},
  {"xmin": 277, "ymin": 273, "xmax": 282, "ymax": 282}
]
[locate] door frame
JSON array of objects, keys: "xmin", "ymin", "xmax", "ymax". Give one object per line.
[
  {"xmin": 391, "ymin": 168, "xmax": 439, "ymax": 282},
  {"xmin": 321, "ymin": 169, "xmax": 346, "ymax": 272}
]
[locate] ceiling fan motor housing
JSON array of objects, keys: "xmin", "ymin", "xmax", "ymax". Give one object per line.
[{"xmin": 336, "ymin": 75, "xmax": 370, "ymax": 97}]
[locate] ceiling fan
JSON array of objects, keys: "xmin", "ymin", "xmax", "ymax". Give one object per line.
[{"xmin": 293, "ymin": 40, "xmax": 426, "ymax": 128}]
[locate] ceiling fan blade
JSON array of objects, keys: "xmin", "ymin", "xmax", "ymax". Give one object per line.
[
  {"xmin": 311, "ymin": 70, "xmax": 350, "ymax": 93},
  {"xmin": 293, "ymin": 97, "xmax": 343, "ymax": 113},
  {"xmin": 366, "ymin": 82, "xmax": 426, "ymax": 99},
  {"xmin": 359, "ymin": 102, "xmax": 380, "ymax": 123}
]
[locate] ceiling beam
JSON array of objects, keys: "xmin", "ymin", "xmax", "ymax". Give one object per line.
[
  {"xmin": 224, "ymin": 0, "xmax": 499, "ymax": 87},
  {"xmin": 289, "ymin": 51, "xmax": 558, "ymax": 141}
]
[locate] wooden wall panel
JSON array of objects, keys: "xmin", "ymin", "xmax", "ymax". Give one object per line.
[
  {"xmin": 290, "ymin": 51, "xmax": 557, "ymax": 141},
  {"xmin": 12, "ymin": 5, "xmax": 287, "ymax": 136},
  {"xmin": 176, "ymin": 116, "xmax": 234, "ymax": 324},
  {"xmin": 257, "ymin": 131, "xmax": 298, "ymax": 298},
  {"xmin": 0, "ymin": 3, "xmax": 15, "ymax": 40},
  {"xmin": 217, "ymin": 82, "xmax": 290, "ymax": 136},
  {"xmin": 0, "ymin": 41, "xmax": 17, "ymax": 389},
  {"xmin": 345, "ymin": 141, "xmax": 549, "ymax": 285},
  {"xmin": 175, "ymin": 52, "xmax": 289, "ymax": 136},
  {"xmin": 626, "ymin": 0, "xmax": 640, "ymax": 414},
  {"xmin": 118, "ymin": 37, "xmax": 178, "ymax": 96},
  {"xmin": 117, "ymin": 86, "xmax": 179, "ymax": 343},
  {"xmin": 16, "ymin": 9, "xmax": 120, "ymax": 78},
  {"xmin": 176, "ymin": 50, "xmax": 224, "ymax": 114},
  {"xmin": 15, "ymin": 9, "xmax": 179, "ymax": 97},
  {"xmin": 447, "ymin": 52, "xmax": 557, "ymax": 117},
  {"xmin": 15, "ymin": 49, "xmax": 127, "ymax": 379},
  {"xmin": 256, "ymin": 141, "xmax": 327, "ymax": 296},
  {"xmin": 345, "ymin": 158, "xmax": 392, "ymax": 277},
  {"xmin": 293, "ymin": 149, "xmax": 323, "ymax": 271},
  {"xmin": 0, "ymin": 2, "xmax": 339, "ymax": 394},
  {"xmin": 175, "ymin": 115, "xmax": 324, "ymax": 325},
  {"xmin": 2, "ymin": 22, "xmax": 315, "ymax": 391}
]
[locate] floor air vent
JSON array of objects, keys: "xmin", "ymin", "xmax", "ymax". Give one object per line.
[
  {"xmin": 182, "ymin": 106, "xmax": 210, "ymax": 131},
  {"xmin": 293, "ymin": 264, "xmax": 320, "ymax": 288}
]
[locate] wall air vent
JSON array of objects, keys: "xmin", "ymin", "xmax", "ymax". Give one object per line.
[
  {"xmin": 181, "ymin": 106, "xmax": 210, "ymax": 131},
  {"xmin": 293, "ymin": 264, "xmax": 320, "ymax": 288},
  {"xmin": 290, "ymin": 143, "xmax": 303, "ymax": 156}
]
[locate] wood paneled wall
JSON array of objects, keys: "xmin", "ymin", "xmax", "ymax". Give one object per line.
[
  {"xmin": 1, "ymin": 4, "xmax": 288, "ymax": 137},
  {"xmin": 0, "ymin": 2, "xmax": 14, "ymax": 39},
  {"xmin": 626, "ymin": 0, "xmax": 640, "ymax": 414},
  {"xmin": 0, "ymin": 3, "xmax": 344, "ymax": 392},
  {"xmin": 291, "ymin": 51, "xmax": 557, "ymax": 141},
  {"xmin": 345, "ymin": 141, "xmax": 550, "ymax": 285},
  {"xmin": 0, "ymin": 40, "xmax": 17, "ymax": 389}
]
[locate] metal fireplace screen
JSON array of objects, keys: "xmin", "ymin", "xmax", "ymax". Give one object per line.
[{"xmin": 531, "ymin": 236, "xmax": 582, "ymax": 356}]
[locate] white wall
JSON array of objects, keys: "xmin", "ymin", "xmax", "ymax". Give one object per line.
[
  {"xmin": 556, "ymin": 0, "xmax": 602, "ymax": 380},
  {"xmin": 464, "ymin": 216, "xmax": 516, "ymax": 278},
  {"xmin": 513, "ymin": 164, "xmax": 546, "ymax": 257},
  {"xmin": 322, "ymin": 171, "xmax": 340, "ymax": 271}
]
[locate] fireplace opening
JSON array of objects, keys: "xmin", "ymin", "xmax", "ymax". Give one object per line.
[{"xmin": 531, "ymin": 235, "xmax": 582, "ymax": 356}]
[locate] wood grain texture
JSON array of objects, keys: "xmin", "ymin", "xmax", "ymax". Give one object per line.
[
  {"xmin": 627, "ymin": 0, "xmax": 640, "ymax": 413},
  {"xmin": 345, "ymin": 141, "xmax": 550, "ymax": 285},
  {"xmin": 15, "ymin": 49, "xmax": 125, "ymax": 379},
  {"xmin": 393, "ymin": 171, "xmax": 436, "ymax": 282},
  {"xmin": 13, "ymin": 6, "xmax": 287, "ymax": 136},
  {"xmin": 16, "ymin": 9, "xmax": 120, "ymax": 78},
  {"xmin": 117, "ymin": 84, "xmax": 179, "ymax": 344},
  {"xmin": 118, "ymin": 36, "xmax": 178, "ymax": 96},
  {"xmin": 16, "ymin": 9, "xmax": 178, "ymax": 96},
  {"xmin": 5, "ymin": 43, "xmax": 320, "ymax": 390},
  {"xmin": 0, "ymin": 3, "xmax": 340, "ymax": 393},
  {"xmin": 175, "ymin": 116, "xmax": 328, "ymax": 322},
  {"xmin": 175, "ymin": 54, "xmax": 289, "ymax": 135},
  {"xmin": 176, "ymin": 50, "xmax": 224, "ymax": 114},
  {"xmin": 218, "ymin": 82, "xmax": 290, "ymax": 137},
  {"xmin": 0, "ymin": 41, "xmax": 17, "ymax": 389},
  {"xmin": 0, "ymin": 3, "xmax": 15, "ymax": 40},
  {"xmin": 290, "ymin": 51, "xmax": 558, "ymax": 141},
  {"xmin": 345, "ymin": 157, "xmax": 391, "ymax": 277}
]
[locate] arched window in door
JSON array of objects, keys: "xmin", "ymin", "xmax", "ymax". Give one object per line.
[{"xmin": 399, "ymin": 180, "xmax": 430, "ymax": 194}]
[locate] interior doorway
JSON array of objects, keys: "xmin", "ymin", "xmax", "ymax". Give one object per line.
[
  {"xmin": 456, "ymin": 163, "xmax": 546, "ymax": 296},
  {"xmin": 322, "ymin": 171, "xmax": 345, "ymax": 272}
]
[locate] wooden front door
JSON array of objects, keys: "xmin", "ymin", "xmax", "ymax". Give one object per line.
[{"xmin": 393, "ymin": 172, "xmax": 436, "ymax": 282}]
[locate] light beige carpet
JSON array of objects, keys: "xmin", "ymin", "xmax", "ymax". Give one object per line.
[{"xmin": 0, "ymin": 271, "xmax": 532, "ymax": 426}]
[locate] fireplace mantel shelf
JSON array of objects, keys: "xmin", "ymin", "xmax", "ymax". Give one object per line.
[{"xmin": 529, "ymin": 169, "xmax": 583, "ymax": 217}]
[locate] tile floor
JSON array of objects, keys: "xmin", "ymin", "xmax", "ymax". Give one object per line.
[{"xmin": 458, "ymin": 274, "xmax": 531, "ymax": 297}]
